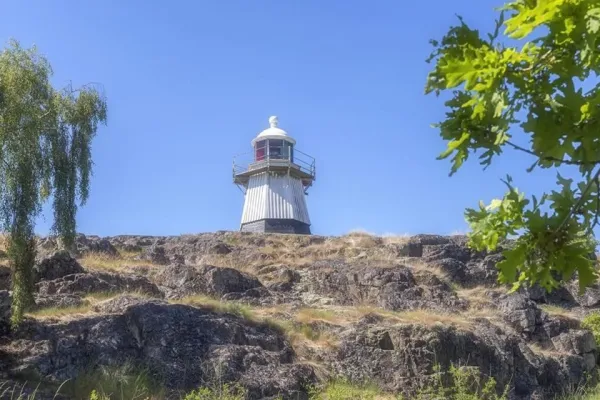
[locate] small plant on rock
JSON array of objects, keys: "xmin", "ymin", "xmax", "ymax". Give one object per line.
[
  {"xmin": 307, "ymin": 378, "xmax": 386, "ymax": 400},
  {"xmin": 582, "ymin": 312, "xmax": 600, "ymax": 348},
  {"xmin": 417, "ymin": 364, "xmax": 509, "ymax": 400},
  {"xmin": 62, "ymin": 363, "xmax": 161, "ymax": 400},
  {"xmin": 89, "ymin": 390, "xmax": 110, "ymax": 400},
  {"xmin": 182, "ymin": 383, "xmax": 247, "ymax": 400}
]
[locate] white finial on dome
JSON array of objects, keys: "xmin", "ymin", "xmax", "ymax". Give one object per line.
[
  {"xmin": 252, "ymin": 115, "xmax": 295, "ymax": 145},
  {"xmin": 269, "ymin": 116, "xmax": 278, "ymax": 128}
]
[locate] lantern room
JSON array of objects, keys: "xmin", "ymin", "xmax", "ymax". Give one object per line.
[
  {"xmin": 251, "ymin": 116, "xmax": 296, "ymax": 162},
  {"xmin": 233, "ymin": 115, "xmax": 315, "ymax": 189}
]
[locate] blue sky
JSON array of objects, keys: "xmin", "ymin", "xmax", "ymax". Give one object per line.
[{"xmin": 0, "ymin": 1, "xmax": 584, "ymax": 237}]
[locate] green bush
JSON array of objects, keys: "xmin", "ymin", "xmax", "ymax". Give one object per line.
[
  {"xmin": 308, "ymin": 365, "xmax": 509, "ymax": 400},
  {"xmin": 582, "ymin": 312, "xmax": 600, "ymax": 348},
  {"xmin": 416, "ymin": 364, "xmax": 508, "ymax": 400}
]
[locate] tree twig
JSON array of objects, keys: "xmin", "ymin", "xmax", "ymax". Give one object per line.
[
  {"xmin": 521, "ymin": 49, "xmax": 553, "ymax": 72},
  {"xmin": 592, "ymin": 174, "xmax": 600, "ymax": 232},
  {"xmin": 506, "ymin": 140, "xmax": 600, "ymax": 166}
]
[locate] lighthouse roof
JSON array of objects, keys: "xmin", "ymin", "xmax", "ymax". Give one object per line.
[{"xmin": 252, "ymin": 116, "xmax": 296, "ymax": 145}]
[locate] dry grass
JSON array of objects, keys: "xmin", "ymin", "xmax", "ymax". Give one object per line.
[
  {"xmin": 174, "ymin": 293, "xmax": 494, "ymax": 342},
  {"xmin": 281, "ymin": 322, "xmax": 339, "ymax": 350},
  {"xmin": 85, "ymin": 290, "xmax": 154, "ymax": 302},
  {"xmin": 170, "ymin": 294, "xmax": 256, "ymax": 320},
  {"xmin": 346, "ymin": 228, "xmax": 378, "ymax": 236},
  {"xmin": 198, "ymin": 253, "xmax": 254, "ymax": 273},
  {"xmin": 27, "ymin": 304, "xmax": 93, "ymax": 319},
  {"xmin": 347, "ymin": 229, "xmax": 410, "ymax": 242},
  {"xmin": 200, "ymin": 231, "xmax": 412, "ymax": 277},
  {"xmin": 381, "ymin": 235, "xmax": 411, "ymax": 244},
  {"xmin": 357, "ymin": 306, "xmax": 476, "ymax": 329},
  {"xmin": 294, "ymin": 304, "xmax": 491, "ymax": 332},
  {"xmin": 400, "ymin": 256, "xmax": 447, "ymax": 278},
  {"xmin": 26, "ymin": 291, "xmax": 152, "ymax": 320},
  {"xmin": 540, "ymin": 304, "xmax": 580, "ymax": 320},
  {"xmin": 456, "ymin": 286, "xmax": 506, "ymax": 310},
  {"xmin": 296, "ymin": 308, "xmax": 342, "ymax": 324},
  {"xmin": 171, "ymin": 295, "xmax": 340, "ymax": 349},
  {"xmin": 528, "ymin": 343, "xmax": 571, "ymax": 357},
  {"xmin": 78, "ymin": 250, "xmax": 158, "ymax": 273}
]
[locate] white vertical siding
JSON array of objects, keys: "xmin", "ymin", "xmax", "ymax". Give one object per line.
[{"xmin": 241, "ymin": 172, "xmax": 310, "ymax": 225}]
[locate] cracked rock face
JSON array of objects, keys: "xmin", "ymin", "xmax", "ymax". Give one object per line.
[
  {"xmin": 301, "ymin": 260, "xmax": 466, "ymax": 312},
  {"xmin": 155, "ymin": 263, "xmax": 264, "ymax": 299},
  {"xmin": 36, "ymin": 271, "xmax": 162, "ymax": 298},
  {"xmin": 34, "ymin": 251, "xmax": 85, "ymax": 283},
  {"xmin": 327, "ymin": 321, "xmax": 597, "ymax": 399},
  {"xmin": 3, "ymin": 298, "xmax": 316, "ymax": 397}
]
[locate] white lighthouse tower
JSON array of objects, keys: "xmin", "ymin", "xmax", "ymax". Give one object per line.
[{"xmin": 233, "ymin": 116, "xmax": 316, "ymax": 234}]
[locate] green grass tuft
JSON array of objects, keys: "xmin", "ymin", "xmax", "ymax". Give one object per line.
[
  {"xmin": 172, "ymin": 295, "xmax": 254, "ymax": 320},
  {"xmin": 183, "ymin": 383, "xmax": 247, "ymax": 400},
  {"xmin": 60, "ymin": 362, "xmax": 163, "ymax": 400}
]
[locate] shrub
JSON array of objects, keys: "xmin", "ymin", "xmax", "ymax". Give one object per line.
[
  {"xmin": 416, "ymin": 364, "xmax": 508, "ymax": 400},
  {"xmin": 308, "ymin": 365, "xmax": 509, "ymax": 400},
  {"xmin": 582, "ymin": 312, "xmax": 600, "ymax": 348}
]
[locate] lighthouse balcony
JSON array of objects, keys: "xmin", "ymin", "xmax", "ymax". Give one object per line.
[{"xmin": 233, "ymin": 149, "xmax": 316, "ymax": 187}]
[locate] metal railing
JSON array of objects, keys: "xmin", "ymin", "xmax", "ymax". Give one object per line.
[{"xmin": 232, "ymin": 148, "xmax": 316, "ymax": 180}]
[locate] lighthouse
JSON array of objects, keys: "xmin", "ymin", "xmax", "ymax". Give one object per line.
[{"xmin": 233, "ymin": 116, "xmax": 316, "ymax": 234}]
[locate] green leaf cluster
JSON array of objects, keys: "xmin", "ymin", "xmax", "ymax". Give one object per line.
[
  {"xmin": 0, "ymin": 39, "xmax": 107, "ymax": 324},
  {"xmin": 426, "ymin": 0, "xmax": 600, "ymax": 291}
]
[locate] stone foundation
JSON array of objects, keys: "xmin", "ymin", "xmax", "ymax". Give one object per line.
[{"xmin": 240, "ymin": 219, "xmax": 311, "ymax": 235}]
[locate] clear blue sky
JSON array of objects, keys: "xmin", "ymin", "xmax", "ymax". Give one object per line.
[{"xmin": 0, "ymin": 1, "xmax": 582, "ymax": 237}]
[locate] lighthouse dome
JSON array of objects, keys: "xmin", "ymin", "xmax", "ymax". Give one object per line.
[{"xmin": 252, "ymin": 116, "xmax": 296, "ymax": 145}]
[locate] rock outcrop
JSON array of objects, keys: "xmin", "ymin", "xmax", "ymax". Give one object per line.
[
  {"xmin": 0, "ymin": 232, "xmax": 598, "ymax": 399},
  {"xmin": 3, "ymin": 297, "xmax": 316, "ymax": 398},
  {"xmin": 75, "ymin": 235, "xmax": 119, "ymax": 257},
  {"xmin": 326, "ymin": 321, "xmax": 595, "ymax": 398},
  {"xmin": 301, "ymin": 260, "xmax": 466, "ymax": 311},
  {"xmin": 155, "ymin": 263, "xmax": 263, "ymax": 299},
  {"xmin": 36, "ymin": 271, "xmax": 162, "ymax": 298},
  {"xmin": 34, "ymin": 251, "xmax": 85, "ymax": 283}
]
